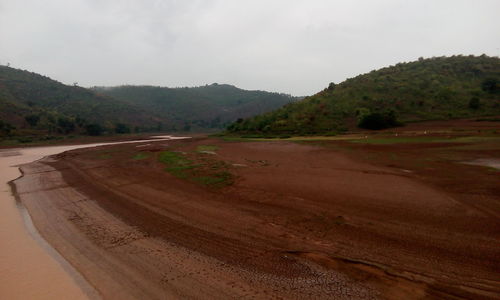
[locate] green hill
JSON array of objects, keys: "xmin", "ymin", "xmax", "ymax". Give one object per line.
[
  {"xmin": 93, "ymin": 84, "xmax": 298, "ymax": 130},
  {"xmin": 227, "ymin": 55, "xmax": 500, "ymax": 135},
  {"xmin": 0, "ymin": 66, "xmax": 166, "ymax": 137},
  {"xmin": 0, "ymin": 66, "xmax": 296, "ymax": 138}
]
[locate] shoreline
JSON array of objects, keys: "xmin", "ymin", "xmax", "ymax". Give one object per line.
[
  {"xmin": 0, "ymin": 149, "xmax": 90, "ymax": 299},
  {"xmin": 8, "ymin": 178, "xmax": 100, "ymax": 299},
  {"xmin": 0, "ymin": 136, "xmax": 188, "ymax": 299}
]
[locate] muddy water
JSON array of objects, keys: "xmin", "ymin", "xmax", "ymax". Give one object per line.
[
  {"xmin": 0, "ymin": 136, "xmax": 187, "ymax": 300},
  {"xmin": 463, "ymin": 158, "xmax": 500, "ymax": 170}
]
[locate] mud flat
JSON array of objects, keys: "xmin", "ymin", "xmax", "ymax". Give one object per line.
[
  {"xmin": 0, "ymin": 136, "xmax": 185, "ymax": 299},
  {"xmin": 10, "ymin": 130, "xmax": 500, "ymax": 299}
]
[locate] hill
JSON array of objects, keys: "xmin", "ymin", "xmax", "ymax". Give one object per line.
[
  {"xmin": 93, "ymin": 84, "xmax": 298, "ymax": 130},
  {"xmin": 0, "ymin": 66, "xmax": 296, "ymax": 138},
  {"xmin": 0, "ymin": 66, "xmax": 166, "ymax": 137},
  {"xmin": 227, "ymin": 55, "xmax": 500, "ymax": 135}
]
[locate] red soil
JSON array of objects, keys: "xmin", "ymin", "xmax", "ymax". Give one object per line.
[{"xmin": 13, "ymin": 125, "xmax": 500, "ymax": 299}]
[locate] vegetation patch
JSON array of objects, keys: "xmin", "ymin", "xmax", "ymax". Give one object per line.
[
  {"xmin": 350, "ymin": 135, "xmax": 500, "ymax": 145},
  {"xmin": 196, "ymin": 145, "xmax": 219, "ymax": 152},
  {"xmin": 158, "ymin": 150, "xmax": 233, "ymax": 187},
  {"xmin": 194, "ymin": 171, "xmax": 233, "ymax": 186},
  {"xmin": 98, "ymin": 153, "xmax": 112, "ymax": 159},
  {"xmin": 133, "ymin": 152, "xmax": 149, "ymax": 160},
  {"xmin": 222, "ymin": 134, "xmax": 364, "ymax": 142},
  {"xmin": 351, "ymin": 136, "xmax": 445, "ymax": 144}
]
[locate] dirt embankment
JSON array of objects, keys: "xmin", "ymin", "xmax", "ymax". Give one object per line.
[{"xmin": 13, "ymin": 135, "xmax": 500, "ymax": 299}]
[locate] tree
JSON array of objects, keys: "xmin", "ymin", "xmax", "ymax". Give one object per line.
[
  {"xmin": 114, "ymin": 123, "xmax": 131, "ymax": 134},
  {"xmin": 358, "ymin": 110, "xmax": 401, "ymax": 130},
  {"xmin": 25, "ymin": 114, "xmax": 40, "ymax": 127},
  {"xmin": 481, "ymin": 78, "xmax": 497, "ymax": 93},
  {"xmin": 327, "ymin": 82, "xmax": 336, "ymax": 91},
  {"xmin": 85, "ymin": 123, "xmax": 103, "ymax": 136},
  {"xmin": 468, "ymin": 97, "xmax": 480, "ymax": 109},
  {"xmin": 57, "ymin": 117, "xmax": 75, "ymax": 134},
  {"xmin": 0, "ymin": 120, "xmax": 15, "ymax": 136}
]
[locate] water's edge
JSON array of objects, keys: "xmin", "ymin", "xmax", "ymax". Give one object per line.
[
  {"xmin": 9, "ymin": 166, "xmax": 102, "ymax": 299},
  {"xmin": 1, "ymin": 135, "xmax": 190, "ymax": 298}
]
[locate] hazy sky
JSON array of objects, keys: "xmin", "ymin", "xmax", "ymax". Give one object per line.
[{"xmin": 1, "ymin": 0, "xmax": 499, "ymax": 95}]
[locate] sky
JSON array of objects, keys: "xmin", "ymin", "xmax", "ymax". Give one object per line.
[{"xmin": 1, "ymin": 0, "xmax": 499, "ymax": 96}]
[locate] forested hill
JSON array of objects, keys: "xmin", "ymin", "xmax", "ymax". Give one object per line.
[
  {"xmin": 93, "ymin": 84, "xmax": 298, "ymax": 130},
  {"xmin": 227, "ymin": 55, "xmax": 500, "ymax": 135},
  {"xmin": 0, "ymin": 65, "xmax": 166, "ymax": 136},
  {"xmin": 0, "ymin": 66, "xmax": 297, "ymax": 138}
]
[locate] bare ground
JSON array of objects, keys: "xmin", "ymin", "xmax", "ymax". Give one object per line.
[{"xmin": 12, "ymin": 123, "xmax": 500, "ymax": 299}]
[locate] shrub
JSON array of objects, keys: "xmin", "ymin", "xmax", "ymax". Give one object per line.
[
  {"xmin": 85, "ymin": 123, "xmax": 104, "ymax": 136},
  {"xmin": 468, "ymin": 97, "xmax": 480, "ymax": 109},
  {"xmin": 114, "ymin": 123, "xmax": 131, "ymax": 134},
  {"xmin": 358, "ymin": 110, "xmax": 401, "ymax": 130}
]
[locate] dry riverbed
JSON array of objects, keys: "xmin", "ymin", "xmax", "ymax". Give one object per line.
[{"xmin": 8, "ymin": 121, "xmax": 500, "ymax": 299}]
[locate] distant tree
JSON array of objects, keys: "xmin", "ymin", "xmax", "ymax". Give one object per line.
[
  {"xmin": 57, "ymin": 117, "xmax": 75, "ymax": 134},
  {"xmin": 481, "ymin": 78, "xmax": 497, "ymax": 93},
  {"xmin": 25, "ymin": 114, "xmax": 40, "ymax": 127},
  {"xmin": 75, "ymin": 116, "xmax": 86, "ymax": 127},
  {"xmin": 468, "ymin": 97, "xmax": 480, "ymax": 109},
  {"xmin": 358, "ymin": 110, "xmax": 401, "ymax": 130},
  {"xmin": 114, "ymin": 123, "xmax": 131, "ymax": 134},
  {"xmin": 0, "ymin": 120, "xmax": 15, "ymax": 136},
  {"xmin": 85, "ymin": 123, "xmax": 103, "ymax": 136},
  {"xmin": 327, "ymin": 82, "xmax": 336, "ymax": 91}
]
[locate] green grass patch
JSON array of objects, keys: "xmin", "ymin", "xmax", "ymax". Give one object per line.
[
  {"xmin": 159, "ymin": 151, "xmax": 195, "ymax": 178},
  {"xmin": 194, "ymin": 171, "xmax": 233, "ymax": 187},
  {"xmin": 159, "ymin": 151, "xmax": 192, "ymax": 166},
  {"xmin": 222, "ymin": 135, "xmax": 364, "ymax": 142},
  {"xmin": 158, "ymin": 150, "xmax": 234, "ymax": 187},
  {"xmin": 197, "ymin": 145, "xmax": 219, "ymax": 152},
  {"xmin": 351, "ymin": 136, "xmax": 446, "ymax": 144},
  {"xmin": 133, "ymin": 152, "xmax": 149, "ymax": 160},
  {"xmin": 448, "ymin": 136, "xmax": 500, "ymax": 143}
]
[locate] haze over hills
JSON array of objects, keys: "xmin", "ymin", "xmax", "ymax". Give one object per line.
[
  {"xmin": 93, "ymin": 84, "xmax": 298, "ymax": 130},
  {"xmin": 228, "ymin": 55, "xmax": 500, "ymax": 135},
  {"xmin": 0, "ymin": 66, "xmax": 297, "ymax": 137}
]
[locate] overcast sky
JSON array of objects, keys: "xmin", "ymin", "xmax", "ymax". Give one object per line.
[{"xmin": 1, "ymin": 0, "xmax": 499, "ymax": 95}]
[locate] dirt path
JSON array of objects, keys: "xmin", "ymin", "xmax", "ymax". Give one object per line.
[{"xmin": 12, "ymin": 137, "xmax": 500, "ymax": 299}]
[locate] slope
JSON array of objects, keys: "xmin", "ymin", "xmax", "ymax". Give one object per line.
[
  {"xmin": 93, "ymin": 83, "xmax": 298, "ymax": 130},
  {"xmin": 0, "ymin": 66, "xmax": 167, "ymax": 136},
  {"xmin": 227, "ymin": 55, "xmax": 500, "ymax": 135}
]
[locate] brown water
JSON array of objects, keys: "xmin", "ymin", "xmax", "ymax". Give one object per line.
[
  {"xmin": 0, "ymin": 136, "xmax": 188, "ymax": 299},
  {"xmin": 463, "ymin": 158, "xmax": 500, "ymax": 170}
]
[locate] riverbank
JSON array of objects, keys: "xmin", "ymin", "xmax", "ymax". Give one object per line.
[
  {"xmin": 11, "ymin": 128, "xmax": 500, "ymax": 299},
  {"xmin": 0, "ymin": 136, "xmax": 189, "ymax": 299},
  {"xmin": 0, "ymin": 147, "xmax": 95, "ymax": 299}
]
